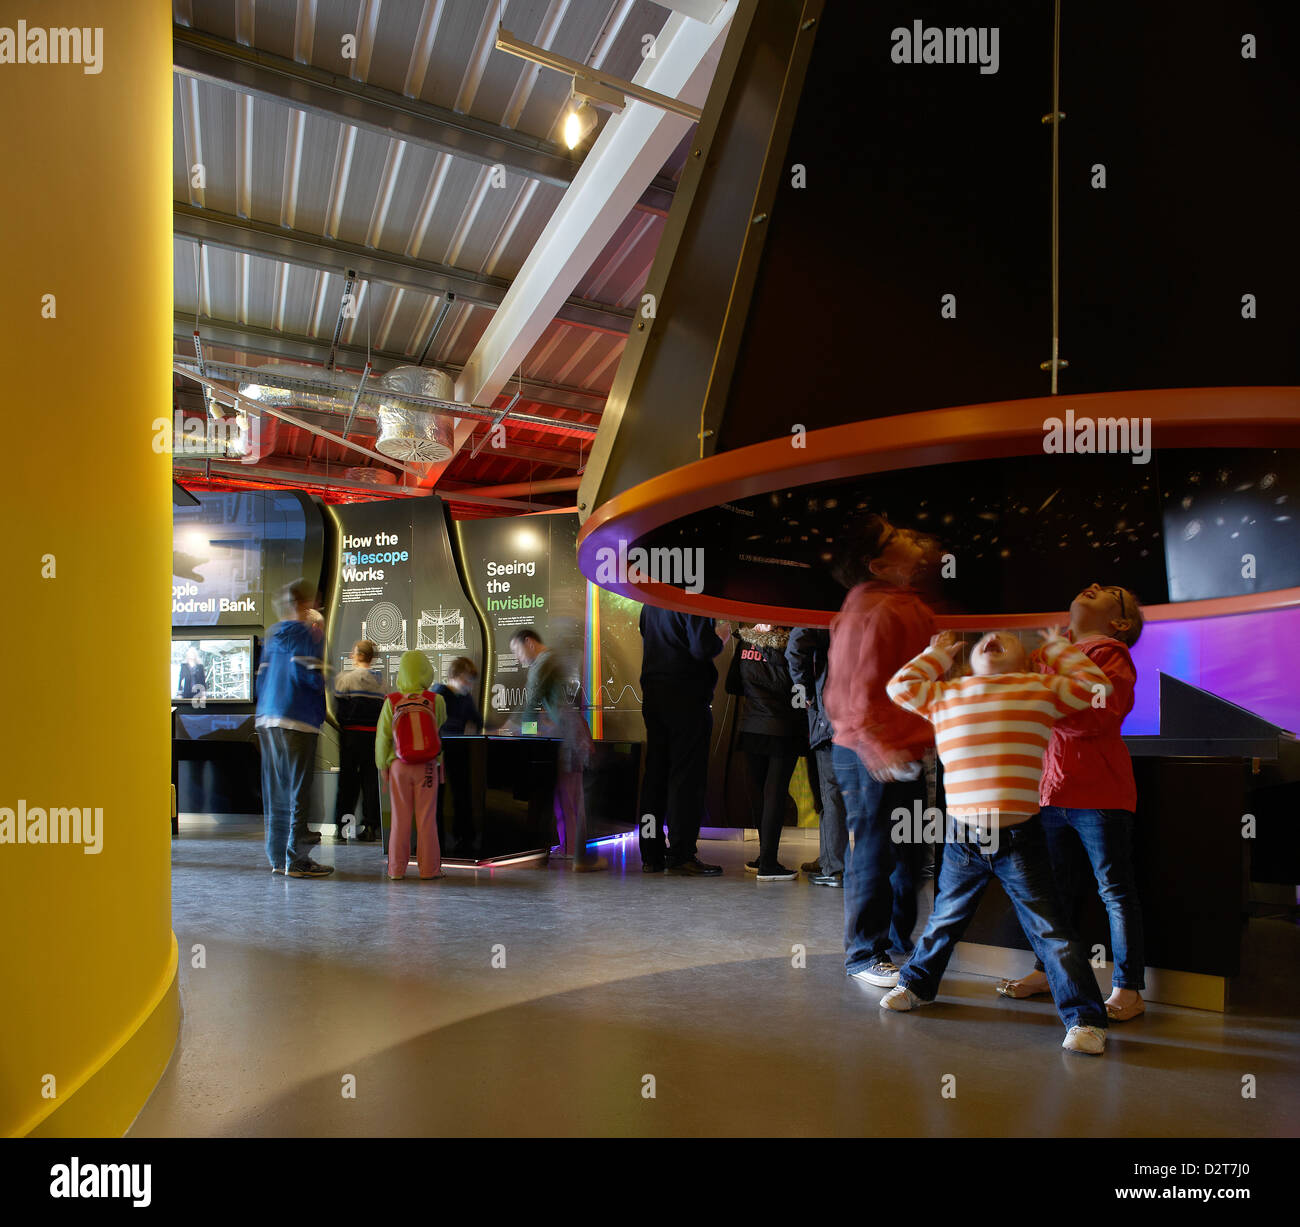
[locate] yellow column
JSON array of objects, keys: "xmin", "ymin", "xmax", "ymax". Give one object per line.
[{"xmin": 0, "ymin": 1, "xmax": 178, "ymax": 1136}]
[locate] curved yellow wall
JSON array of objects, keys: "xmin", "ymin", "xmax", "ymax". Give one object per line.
[{"xmin": 0, "ymin": 0, "xmax": 178, "ymax": 1136}]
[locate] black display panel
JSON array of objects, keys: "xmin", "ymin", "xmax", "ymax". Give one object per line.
[
  {"xmin": 456, "ymin": 515, "xmax": 586, "ymax": 726},
  {"xmin": 325, "ymin": 497, "xmax": 484, "ymax": 699}
]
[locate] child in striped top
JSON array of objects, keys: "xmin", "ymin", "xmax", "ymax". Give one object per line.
[
  {"xmin": 888, "ymin": 628, "xmax": 1112, "ymax": 832},
  {"xmin": 876, "ymin": 628, "xmax": 1113, "ymax": 1055}
]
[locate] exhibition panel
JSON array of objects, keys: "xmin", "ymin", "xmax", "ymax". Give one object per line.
[{"xmin": 324, "ymin": 496, "xmax": 483, "ymax": 700}]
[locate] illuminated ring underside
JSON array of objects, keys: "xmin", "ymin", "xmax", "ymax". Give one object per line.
[{"xmin": 577, "ymin": 387, "xmax": 1300, "ymax": 629}]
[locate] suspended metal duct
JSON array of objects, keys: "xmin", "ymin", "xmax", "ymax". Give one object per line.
[
  {"xmin": 373, "ymin": 366, "xmax": 456, "ymax": 463},
  {"xmin": 236, "ymin": 360, "xmax": 456, "ymax": 464},
  {"xmin": 193, "ymin": 357, "xmax": 597, "ymax": 435}
]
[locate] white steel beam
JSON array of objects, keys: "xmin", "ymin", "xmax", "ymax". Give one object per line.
[{"xmin": 454, "ymin": 3, "xmax": 736, "ymax": 417}]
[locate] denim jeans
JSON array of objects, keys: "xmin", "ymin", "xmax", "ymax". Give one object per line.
[
  {"xmin": 1032, "ymin": 806, "xmax": 1146, "ymax": 990},
  {"xmin": 259, "ymin": 726, "xmax": 318, "ymax": 870},
  {"xmin": 900, "ymin": 816, "xmax": 1108, "ymax": 1030},
  {"xmin": 814, "ymin": 743, "xmax": 848, "ymax": 875},
  {"xmin": 833, "ymin": 743, "xmax": 925, "ymax": 973}
]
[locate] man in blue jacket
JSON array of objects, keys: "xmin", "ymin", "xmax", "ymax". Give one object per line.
[
  {"xmin": 256, "ymin": 579, "xmax": 333, "ymax": 879},
  {"xmin": 638, "ymin": 606, "xmax": 728, "ymax": 875}
]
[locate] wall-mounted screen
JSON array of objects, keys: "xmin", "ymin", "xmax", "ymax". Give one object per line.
[{"xmin": 171, "ymin": 636, "xmax": 255, "ymax": 703}]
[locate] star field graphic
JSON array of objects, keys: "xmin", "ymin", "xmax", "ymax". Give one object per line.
[{"xmin": 637, "ymin": 448, "xmax": 1300, "ymax": 616}]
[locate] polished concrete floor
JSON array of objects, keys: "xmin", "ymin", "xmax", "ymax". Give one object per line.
[{"xmin": 130, "ymin": 827, "xmax": 1300, "ymax": 1137}]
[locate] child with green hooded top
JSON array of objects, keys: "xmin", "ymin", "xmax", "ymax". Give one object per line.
[{"xmin": 375, "ymin": 650, "xmax": 447, "ymax": 881}]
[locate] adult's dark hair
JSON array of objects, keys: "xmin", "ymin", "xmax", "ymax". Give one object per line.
[
  {"xmin": 509, "ymin": 627, "xmax": 543, "ymax": 648},
  {"xmin": 830, "ymin": 513, "xmax": 891, "ymax": 589}
]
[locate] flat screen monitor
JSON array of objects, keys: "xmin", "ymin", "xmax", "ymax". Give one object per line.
[{"xmin": 171, "ymin": 636, "xmax": 255, "ymax": 703}]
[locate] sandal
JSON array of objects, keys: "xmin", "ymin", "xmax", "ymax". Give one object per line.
[
  {"xmin": 995, "ymin": 977, "xmax": 1051, "ymax": 999},
  {"xmin": 1106, "ymin": 995, "xmax": 1146, "ymax": 1021}
]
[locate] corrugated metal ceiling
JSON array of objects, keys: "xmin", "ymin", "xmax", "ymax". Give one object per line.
[{"xmin": 172, "ymin": 0, "xmax": 709, "ymax": 507}]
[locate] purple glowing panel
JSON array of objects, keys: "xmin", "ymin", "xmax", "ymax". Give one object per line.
[{"xmin": 1124, "ymin": 607, "xmax": 1300, "ymax": 736}]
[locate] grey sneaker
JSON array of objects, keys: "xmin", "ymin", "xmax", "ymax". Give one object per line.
[
  {"xmin": 1062, "ymin": 1025, "xmax": 1107, "ymax": 1055},
  {"xmin": 850, "ymin": 961, "xmax": 900, "ymax": 988},
  {"xmin": 286, "ymin": 860, "xmax": 334, "ymax": 879}
]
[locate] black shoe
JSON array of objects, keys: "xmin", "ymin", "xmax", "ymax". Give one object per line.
[
  {"xmin": 642, "ymin": 860, "xmax": 665, "ymax": 873},
  {"xmin": 811, "ymin": 872, "xmax": 844, "ymax": 888},
  {"xmin": 286, "ymin": 860, "xmax": 334, "ymax": 879},
  {"xmin": 756, "ymin": 863, "xmax": 798, "ymax": 881},
  {"xmin": 666, "ymin": 858, "xmax": 723, "ymax": 876}
]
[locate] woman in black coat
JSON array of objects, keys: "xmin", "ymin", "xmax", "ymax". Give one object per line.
[{"xmin": 726, "ymin": 624, "xmax": 809, "ymax": 880}]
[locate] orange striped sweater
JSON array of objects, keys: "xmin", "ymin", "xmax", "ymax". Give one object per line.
[{"xmin": 887, "ymin": 640, "xmax": 1112, "ymax": 824}]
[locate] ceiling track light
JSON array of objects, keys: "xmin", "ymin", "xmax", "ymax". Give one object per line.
[
  {"xmin": 563, "ymin": 97, "xmax": 599, "ymax": 150},
  {"xmin": 494, "ymin": 26, "xmax": 703, "ymax": 151}
]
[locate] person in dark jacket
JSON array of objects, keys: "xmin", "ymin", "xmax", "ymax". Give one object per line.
[
  {"xmin": 786, "ymin": 627, "xmax": 848, "ymax": 887},
  {"xmin": 332, "ymin": 638, "xmax": 386, "ymax": 842},
  {"xmin": 638, "ymin": 606, "xmax": 728, "ymax": 876},
  {"xmin": 727, "ymin": 624, "xmax": 809, "ymax": 881}
]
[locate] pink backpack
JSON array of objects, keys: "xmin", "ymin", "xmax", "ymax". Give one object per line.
[{"xmin": 388, "ymin": 691, "xmax": 442, "ymax": 763}]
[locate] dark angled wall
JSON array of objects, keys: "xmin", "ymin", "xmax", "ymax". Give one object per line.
[{"xmin": 580, "ymin": 0, "xmax": 1300, "ymax": 511}]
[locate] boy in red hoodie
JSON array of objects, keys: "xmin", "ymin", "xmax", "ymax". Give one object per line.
[
  {"xmin": 823, "ymin": 515, "xmax": 937, "ymax": 988},
  {"xmin": 996, "ymin": 583, "xmax": 1146, "ymax": 1020}
]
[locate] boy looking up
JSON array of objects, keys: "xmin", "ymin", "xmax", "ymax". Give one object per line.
[{"xmin": 881, "ymin": 628, "xmax": 1113, "ymax": 1055}]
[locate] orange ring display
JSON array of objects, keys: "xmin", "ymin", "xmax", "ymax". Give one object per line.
[{"xmin": 577, "ymin": 386, "xmax": 1300, "ymax": 628}]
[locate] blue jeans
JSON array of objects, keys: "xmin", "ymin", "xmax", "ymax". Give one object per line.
[
  {"xmin": 833, "ymin": 743, "xmax": 925, "ymax": 973},
  {"xmin": 1032, "ymin": 807, "xmax": 1146, "ymax": 990},
  {"xmin": 900, "ymin": 816, "xmax": 1108, "ymax": 1030},
  {"xmin": 814, "ymin": 744, "xmax": 848, "ymax": 875},
  {"xmin": 259, "ymin": 726, "xmax": 318, "ymax": 870}
]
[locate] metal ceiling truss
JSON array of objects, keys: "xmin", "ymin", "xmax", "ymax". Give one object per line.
[
  {"xmin": 172, "ymin": 27, "xmax": 677, "ymax": 217},
  {"xmin": 172, "ymin": 313, "xmax": 608, "ymax": 417},
  {"xmin": 172, "ymin": 358, "xmax": 598, "ymax": 437},
  {"xmin": 174, "ymin": 205, "xmax": 633, "ymax": 336}
]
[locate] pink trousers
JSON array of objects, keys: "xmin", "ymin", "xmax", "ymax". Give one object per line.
[{"xmin": 386, "ymin": 759, "xmax": 441, "ymax": 878}]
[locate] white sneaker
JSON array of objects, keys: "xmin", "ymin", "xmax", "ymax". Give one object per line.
[
  {"xmin": 880, "ymin": 985, "xmax": 927, "ymax": 1011},
  {"xmin": 1062, "ymin": 1024, "xmax": 1107, "ymax": 1055},
  {"xmin": 850, "ymin": 961, "xmax": 900, "ymax": 988}
]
